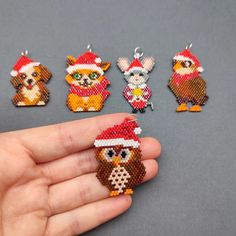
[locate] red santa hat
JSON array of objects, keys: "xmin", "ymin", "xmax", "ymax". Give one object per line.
[
  {"xmin": 124, "ymin": 58, "xmax": 147, "ymax": 75},
  {"xmin": 94, "ymin": 118, "xmax": 142, "ymax": 148},
  {"xmin": 10, "ymin": 55, "xmax": 40, "ymax": 77},
  {"xmin": 173, "ymin": 49, "xmax": 204, "ymax": 72},
  {"xmin": 67, "ymin": 51, "xmax": 104, "ymax": 75}
]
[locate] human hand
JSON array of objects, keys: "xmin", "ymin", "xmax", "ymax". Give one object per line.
[{"xmin": 0, "ymin": 113, "xmax": 161, "ymax": 235}]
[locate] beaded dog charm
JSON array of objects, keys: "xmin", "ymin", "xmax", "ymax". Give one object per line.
[
  {"xmin": 65, "ymin": 45, "xmax": 111, "ymax": 112},
  {"xmin": 117, "ymin": 47, "xmax": 155, "ymax": 113},
  {"xmin": 10, "ymin": 51, "xmax": 52, "ymax": 107},
  {"xmin": 168, "ymin": 43, "xmax": 208, "ymax": 112},
  {"xmin": 94, "ymin": 118, "xmax": 146, "ymax": 196}
]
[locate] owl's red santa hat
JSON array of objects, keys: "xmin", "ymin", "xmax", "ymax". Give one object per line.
[
  {"xmin": 10, "ymin": 55, "xmax": 40, "ymax": 77},
  {"xmin": 173, "ymin": 49, "xmax": 204, "ymax": 72},
  {"xmin": 67, "ymin": 51, "xmax": 104, "ymax": 75},
  {"xmin": 94, "ymin": 118, "xmax": 142, "ymax": 148},
  {"xmin": 124, "ymin": 58, "xmax": 147, "ymax": 75}
]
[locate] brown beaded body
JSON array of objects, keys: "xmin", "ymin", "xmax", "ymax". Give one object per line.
[{"xmin": 94, "ymin": 118, "xmax": 146, "ymax": 196}]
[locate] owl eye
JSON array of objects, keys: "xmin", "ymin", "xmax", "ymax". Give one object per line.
[
  {"xmin": 182, "ymin": 61, "xmax": 192, "ymax": 68},
  {"xmin": 139, "ymin": 73, "xmax": 144, "ymax": 76},
  {"xmin": 119, "ymin": 149, "xmax": 131, "ymax": 162},
  {"xmin": 130, "ymin": 72, "xmax": 134, "ymax": 76},
  {"xmin": 104, "ymin": 148, "xmax": 116, "ymax": 161}
]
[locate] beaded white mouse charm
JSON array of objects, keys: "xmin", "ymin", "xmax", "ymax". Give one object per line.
[{"xmin": 117, "ymin": 47, "xmax": 155, "ymax": 113}]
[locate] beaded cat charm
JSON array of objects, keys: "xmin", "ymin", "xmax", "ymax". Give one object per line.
[
  {"xmin": 65, "ymin": 45, "xmax": 111, "ymax": 112},
  {"xmin": 117, "ymin": 47, "xmax": 155, "ymax": 113},
  {"xmin": 94, "ymin": 118, "xmax": 146, "ymax": 196},
  {"xmin": 10, "ymin": 50, "xmax": 52, "ymax": 107},
  {"xmin": 168, "ymin": 43, "xmax": 208, "ymax": 112}
]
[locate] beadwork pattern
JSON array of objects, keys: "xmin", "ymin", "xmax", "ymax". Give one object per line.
[
  {"xmin": 10, "ymin": 54, "xmax": 52, "ymax": 107},
  {"xmin": 65, "ymin": 51, "xmax": 111, "ymax": 112},
  {"xmin": 94, "ymin": 118, "xmax": 146, "ymax": 196},
  {"xmin": 117, "ymin": 51, "xmax": 155, "ymax": 113},
  {"xmin": 168, "ymin": 46, "xmax": 208, "ymax": 112}
]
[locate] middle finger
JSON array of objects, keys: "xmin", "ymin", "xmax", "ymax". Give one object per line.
[{"xmin": 40, "ymin": 137, "xmax": 161, "ymax": 185}]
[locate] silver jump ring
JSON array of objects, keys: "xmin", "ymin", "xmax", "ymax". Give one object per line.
[
  {"xmin": 134, "ymin": 47, "xmax": 143, "ymax": 59},
  {"xmin": 21, "ymin": 50, "xmax": 29, "ymax": 56},
  {"xmin": 185, "ymin": 42, "xmax": 192, "ymax": 49},
  {"xmin": 87, "ymin": 44, "xmax": 93, "ymax": 52}
]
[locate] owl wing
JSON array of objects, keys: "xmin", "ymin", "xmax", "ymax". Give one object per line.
[
  {"xmin": 124, "ymin": 160, "xmax": 146, "ymax": 189},
  {"xmin": 189, "ymin": 76, "xmax": 208, "ymax": 104},
  {"xmin": 168, "ymin": 77, "xmax": 181, "ymax": 97},
  {"xmin": 96, "ymin": 162, "xmax": 115, "ymax": 191},
  {"xmin": 189, "ymin": 76, "xmax": 206, "ymax": 91}
]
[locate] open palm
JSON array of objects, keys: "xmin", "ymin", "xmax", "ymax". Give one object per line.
[{"xmin": 0, "ymin": 113, "xmax": 161, "ymax": 236}]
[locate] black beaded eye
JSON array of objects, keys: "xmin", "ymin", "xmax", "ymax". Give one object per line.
[
  {"xmin": 104, "ymin": 148, "xmax": 115, "ymax": 161},
  {"xmin": 20, "ymin": 73, "xmax": 27, "ymax": 79},
  {"xmin": 32, "ymin": 72, "xmax": 38, "ymax": 77},
  {"xmin": 139, "ymin": 73, "xmax": 144, "ymax": 76},
  {"xmin": 130, "ymin": 72, "xmax": 134, "ymax": 76},
  {"xmin": 108, "ymin": 150, "xmax": 114, "ymax": 157},
  {"xmin": 120, "ymin": 151, "xmax": 127, "ymax": 158},
  {"xmin": 182, "ymin": 61, "xmax": 192, "ymax": 68},
  {"xmin": 119, "ymin": 149, "xmax": 131, "ymax": 162}
]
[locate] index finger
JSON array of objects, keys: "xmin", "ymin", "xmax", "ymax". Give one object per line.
[{"xmin": 13, "ymin": 113, "xmax": 134, "ymax": 163}]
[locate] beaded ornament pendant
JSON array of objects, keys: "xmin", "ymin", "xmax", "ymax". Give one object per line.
[
  {"xmin": 65, "ymin": 45, "xmax": 111, "ymax": 112},
  {"xmin": 10, "ymin": 50, "xmax": 52, "ymax": 107},
  {"xmin": 168, "ymin": 43, "xmax": 208, "ymax": 112},
  {"xmin": 117, "ymin": 47, "xmax": 155, "ymax": 113},
  {"xmin": 94, "ymin": 118, "xmax": 146, "ymax": 196}
]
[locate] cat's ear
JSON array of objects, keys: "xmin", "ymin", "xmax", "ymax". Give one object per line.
[
  {"xmin": 66, "ymin": 55, "xmax": 76, "ymax": 66},
  {"xmin": 99, "ymin": 62, "xmax": 111, "ymax": 72}
]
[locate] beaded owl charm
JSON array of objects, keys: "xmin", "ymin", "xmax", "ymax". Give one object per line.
[
  {"xmin": 65, "ymin": 45, "xmax": 111, "ymax": 112},
  {"xmin": 117, "ymin": 47, "xmax": 155, "ymax": 113},
  {"xmin": 10, "ymin": 51, "xmax": 52, "ymax": 107},
  {"xmin": 94, "ymin": 118, "xmax": 146, "ymax": 196},
  {"xmin": 168, "ymin": 43, "xmax": 208, "ymax": 112}
]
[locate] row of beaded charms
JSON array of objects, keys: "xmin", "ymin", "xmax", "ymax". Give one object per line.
[{"xmin": 10, "ymin": 44, "xmax": 208, "ymax": 112}]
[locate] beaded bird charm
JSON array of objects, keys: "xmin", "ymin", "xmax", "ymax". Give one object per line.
[
  {"xmin": 65, "ymin": 45, "xmax": 111, "ymax": 112},
  {"xmin": 168, "ymin": 43, "xmax": 208, "ymax": 112},
  {"xmin": 117, "ymin": 47, "xmax": 155, "ymax": 113},
  {"xmin": 94, "ymin": 118, "xmax": 146, "ymax": 196},
  {"xmin": 10, "ymin": 51, "xmax": 52, "ymax": 107}
]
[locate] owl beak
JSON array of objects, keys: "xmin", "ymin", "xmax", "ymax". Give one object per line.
[
  {"xmin": 173, "ymin": 62, "xmax": 182, "ymax": 71},
  {"xmin": 113, "ymin": 156, "xmax": 120, "ymax": 166}
]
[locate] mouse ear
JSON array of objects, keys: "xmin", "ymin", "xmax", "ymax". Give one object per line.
[
  {"xmin": 66, "ymin": 55, "xmax": 76, "ymax": 67},
  {"xmin": 142, "ymin": 57, "xmax": 155, "ymax": 72},
  {"xmin": 117, "ymin": 57, "xmax": 130, "ymax": 72}
]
